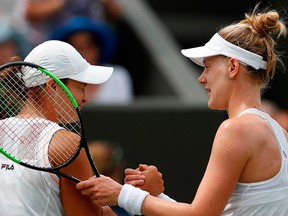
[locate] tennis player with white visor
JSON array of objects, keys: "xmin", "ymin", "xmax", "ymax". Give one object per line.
[
  {"xmin": 181, "ymin": 33, "xmax": 267, "ymax": 70},
  {"xmin": 76, "ymin": 4, "xmax": 288, "ymax": 216}
]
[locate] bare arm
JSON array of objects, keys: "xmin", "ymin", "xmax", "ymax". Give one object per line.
[
  {"xmin": 60, "ymin": 149, "xmax": 104, "ymax": 216},
  {"xmin": 76, "ymin": 118, "xmax": 253, "ymax": 215},
  {"xmin": 51, "ymin": 131, "xmax": 104, "ymax": 216}
]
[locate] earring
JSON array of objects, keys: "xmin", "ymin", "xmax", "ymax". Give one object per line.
[{"xmin": 229, "ymin": 75, "xmax": 233, "ymax": 80}]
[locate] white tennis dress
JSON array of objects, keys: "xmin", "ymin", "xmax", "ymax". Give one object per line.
[
  {"xmin": 0, "ymin": 117, "xmax": 64, "ymax": 216},
  {"xmin": 223, "ymin": 108, "xmax": 288, "ymax": 216}
]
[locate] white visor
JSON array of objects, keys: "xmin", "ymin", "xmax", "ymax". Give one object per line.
[{"xmin": 181, "ymin": 33, "xmax": 267, "ymax": 70}]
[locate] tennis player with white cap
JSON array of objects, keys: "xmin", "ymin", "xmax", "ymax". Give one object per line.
[
  {"xmin": 0, "ymin": 40, "xmax": 122, "ymax": 216},
  {"xmin": 76, "ymin": 4, "xmax": 288, "ymax": 216}
]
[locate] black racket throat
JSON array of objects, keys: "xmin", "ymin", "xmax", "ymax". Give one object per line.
[
  {"xmin": 19, "ymin": 161, "xmax": 81, "ymax": 183},
  {"xmin": 76, "ymin": 109, "xmax": 101, "ymax": 178}
]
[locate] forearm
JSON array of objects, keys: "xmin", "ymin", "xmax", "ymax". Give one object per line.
[
  {"xmin": 61, "ymin": 151, "xmax": 103, "ymax": 215},
  {"xmin": 157, "ymin": 193, "xmax": 176, "ymax": 202},
  {"xmin": 61, "ymin": 178, "xmax": 103, "ymax": 216},
  {"xmin": 141, "ymin": 196, "xmax": 194, "ymax": 216},
  {"xmin": 118, "ymin": 184, "xmax": 191, "ymax": 216}
]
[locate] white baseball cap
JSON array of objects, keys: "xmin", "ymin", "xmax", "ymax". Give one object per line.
[
  {"xmin": 181, "ymin": 33, "xmax": 267, "ymax": 70},
  {"xmin": 23, "ymin": 40, "xmax": 113, "ymax": 86}
]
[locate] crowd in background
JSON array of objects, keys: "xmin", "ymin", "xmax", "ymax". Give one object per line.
[
  {"xmin": 0, "ymin": 0, "xmax": 147, "ymax": 105},
  {"xmin": 2, "ymin": 0, "xmax": 288, "ymax": 127}
]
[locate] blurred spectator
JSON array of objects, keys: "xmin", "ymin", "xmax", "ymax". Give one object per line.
[
  {"xmin": 88, "ymin": 140, "xmax": 126, "ymax": 183},
  {"xmin": 13, "ymin": 0, "xmax": 151, "ymax": 97},
  {"xmin": 275, "ymin": 110, "xmax": 288, "ymax": 131},
  {"xmin": 50, "ymin": 16, "xmax": 134, "ymax": 104},
  {"xmin": 262, "ymin": 99, "xmax": 288, "ymax": 131},
  {"xmin": 0, "ymin": 20, "xmax": 26, "ymax": 65},
  {"xmin": 13, "ymin": 0, "xmax": 123, "ymax": 52}
]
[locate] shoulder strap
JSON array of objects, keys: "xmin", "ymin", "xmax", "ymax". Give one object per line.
[{"xmin": 239, "ymin": 108, "xmax": 288, "ymax": 155}]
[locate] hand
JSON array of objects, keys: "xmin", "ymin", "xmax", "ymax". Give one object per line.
[
  {"xmin": 125, "ymin": 164, "xmax": 164, "ymax": 196},
  {"xmin": 76, "ymin": 175, "xmax": 122, "ymax": 206},
  {"xmin": 124, "ymin": 167, "xmax": 145, "ymax": 187}
]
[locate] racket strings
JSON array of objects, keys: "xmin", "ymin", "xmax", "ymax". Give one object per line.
[
  {"xmin": 0, "ymin": 105, "xmax": 81, "ymax": 168},
  {"xmin": 0, "ymin": 73, "xmax": 25, "ymax": 118},
  {"xmin": 0, "ymin": 64, "xmax": 82, "ymax": 168},
  {"xmin": 48, "ymin": 133, "xmax": 80, "ymax": 166},
  {"xmin": 0, "ymin": 121, "xmax": 46, "ymax": 162},
  {"xmin": 1, "ymin": 66, "xmax": 76, "ymax": 124}
]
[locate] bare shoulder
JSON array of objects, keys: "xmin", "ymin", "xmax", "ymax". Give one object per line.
[
  {"xmin": 217, "ymin": 114, "xmax": 268, "ymax": 139},
  {"xmin": 49, "ymin": 129, "xmax": 80, "ymax": 167},
  {"xmin": 213, "ymin": 114, "xmax": 268, "ymax": 158}
]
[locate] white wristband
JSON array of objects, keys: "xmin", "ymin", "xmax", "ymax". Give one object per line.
[
  {"xmin": 118, "ymin": 184, "xmax": 149, "ymax": 215},
  {"xmin": 157, "ymin": 193, "xmax": 176, "ymax": 202}
]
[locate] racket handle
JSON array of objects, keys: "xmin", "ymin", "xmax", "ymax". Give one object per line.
[{"xmin": 111, "ymin": 206, "xmax": 132, "ymax": 216}]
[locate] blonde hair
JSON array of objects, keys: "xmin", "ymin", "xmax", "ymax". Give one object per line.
[{"xmin": 218, "ymin": 4, "xmax": 287, "ymax": 89}]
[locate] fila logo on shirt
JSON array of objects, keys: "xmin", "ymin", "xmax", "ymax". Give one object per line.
[{"xmin": 1, "ymin": 164, "xmax": 14, "ymax": 170}]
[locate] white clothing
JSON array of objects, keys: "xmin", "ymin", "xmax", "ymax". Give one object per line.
[
  {"xmin": 0, "ymin": 118, "xmax": 64, "ymax": 216},
  {"xmin": 223, "ymin": 108, "xmax": 288, "ymax": 216},
  {"xmin": 90, "ymin": 64, "xmax": 134, "ymax": 105}
]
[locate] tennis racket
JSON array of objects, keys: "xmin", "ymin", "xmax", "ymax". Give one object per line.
[{"xmin": 0, "ymin": 61, "xmax": 131, "ymax": 216}]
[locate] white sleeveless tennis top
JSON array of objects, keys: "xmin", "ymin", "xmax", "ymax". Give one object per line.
[
  {"xmin": 223, "ymin": 108, "xmax": 288, "ymax": 216},
  {"xmin": 0, "ymin": 118, "xmax": 64, "ymax": 216}
]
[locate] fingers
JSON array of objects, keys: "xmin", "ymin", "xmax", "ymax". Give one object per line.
[
  {"xmin": 124, "ymin": 175, "xmax": 145, "ymax": 186},
  {"xmin": 138, "ymin": 165, "xmax": 165, "ymax": 196},
  {"xmin": 124, "ymin": 166, "xmax": 148, "ymax": 187},
  {"xmin": 79, "ymin": 187, "xmax": 93, "ymax": 196},
  {"xmin": 76, "ymin": 175, "xmax": 122, "ymax": 206},
  {"xmin": 76, "ymin": 178, "xmax": 95, "ymax": 190},
  {"xmin": 124, "ymin": 165, "xmax": 164, "ymax": 195},
  {"xmin": 124, "ymin": 168, "xmax": 141, "ymax": 176},
  {"xmin": 124, "ymin": 164, "xmax": 149, "ymax": 175},
  {"xmin": 124, "ymin": 168, "xmax": 145, "ymax": 186},
  {"xmin": 142, "ymin": 165, "xmax": 159, "ymax": 174},
  {"xmin": 138, "ymin": 164, "xmax": 149, "ymax": 171}
]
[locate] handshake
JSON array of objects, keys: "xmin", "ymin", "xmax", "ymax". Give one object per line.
[{"xmin": 76, "ymin": 164, "xmax": 175, "ymax": 215}]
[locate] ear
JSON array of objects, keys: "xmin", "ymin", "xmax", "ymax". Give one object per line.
[
  {"xmin": 46, "ymin": 78, "xmax": 57, "ymax": 96},
  {"xmin": 228, "ymin": 57, "xmax": 240, "ymax": 80}
]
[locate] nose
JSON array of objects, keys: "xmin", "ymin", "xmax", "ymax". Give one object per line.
[{"xmin": 198, "ymin": 71, "xmax": 206, "ymax": 84}]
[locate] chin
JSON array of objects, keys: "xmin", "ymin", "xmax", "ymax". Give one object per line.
[
  {"xmin": 208, "ymin": 101, "xmax": 222, "ymax": 110},
  {"xmin": 207, "ymin": 101, "xmax": 215, "ymax": 110}
]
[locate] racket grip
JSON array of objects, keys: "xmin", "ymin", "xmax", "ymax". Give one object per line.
[{"xmin": 111, "ymin": 206, "xmax": 132, "ymax": 216}]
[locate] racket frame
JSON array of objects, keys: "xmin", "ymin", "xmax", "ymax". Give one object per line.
[{"xmin": 0, "ymin": 61, "xmax": 100, "ymax": 182}]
